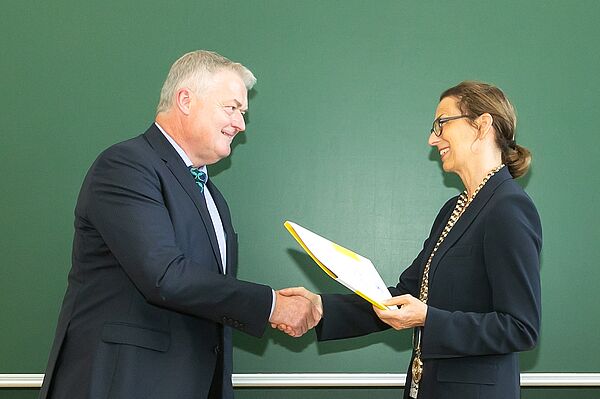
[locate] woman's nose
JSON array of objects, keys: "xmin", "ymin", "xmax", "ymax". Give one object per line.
[{"xmin": 428, "ymin": 131, "xmax": 439, "ymax": 146}]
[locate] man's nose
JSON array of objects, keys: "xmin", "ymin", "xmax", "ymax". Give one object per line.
[{"xmin": 231, "ymin": 111, "xmax": 245, "ymax": 131}]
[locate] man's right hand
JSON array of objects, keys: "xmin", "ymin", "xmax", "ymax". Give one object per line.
[
  {"xmin": 269, "ymin": 287, "xmax": 323, "ymax": 337},
  {"xmin": 268, "ymin": 289, "xmax": 322, "ymax": 337}
]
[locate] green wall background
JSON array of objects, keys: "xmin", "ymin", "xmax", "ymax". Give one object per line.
[{"xmin": 2, "ymin": 1, "xmax": 599, "ymax": 397}]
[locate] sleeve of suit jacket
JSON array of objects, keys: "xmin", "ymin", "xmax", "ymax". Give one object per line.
[
  {"xmin": 422, "ymin": 193, "xmax": 542, "ymax": 358},
  {"xmin": 81, "ymin": 141, "xmax": 273, "ymax": 337}
]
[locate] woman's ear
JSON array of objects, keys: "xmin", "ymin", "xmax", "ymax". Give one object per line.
[{"xmin": 477, "ymin": 113, "xmax": 494, "ymax": 139}]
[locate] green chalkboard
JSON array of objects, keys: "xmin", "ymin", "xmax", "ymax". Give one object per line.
[{"xmin": 2, "ymin": 1, "xmax": 599, "ymax": 398}]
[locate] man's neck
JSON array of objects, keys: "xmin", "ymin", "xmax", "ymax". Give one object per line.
[
  {"xmin": 156, "ymin": 113, "xmax": 184, "ymax": 144},
  {"xmin": 155, "ymin": 113, "xmax": 202, "ymax": 166}
]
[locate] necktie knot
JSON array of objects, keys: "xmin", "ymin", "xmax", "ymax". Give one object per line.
[{"xmin": 189, "ymin": 166, "xmax": 208, "ymax": 193}]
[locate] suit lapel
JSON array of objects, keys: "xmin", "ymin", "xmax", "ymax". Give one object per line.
[
  {"xmin": 425, "ymin": 202, "xmax": 455, "ymax": 263},
  {"xmin": 428, "ymin": 167, "xmax": 513, "ymax": 280},
  {"xmin": 207, "ymin": 180, "xmax": 233, "ymax": 233},
  {"xmin": 206, "ymin": 180, "xmax": 236, "ymax": 276},
  {"xmin": 143, "ymin": 124, "xmax": 224, "ymax": 273},
  {"xmin": 414, "ymin": 198, "xmax": 456, "ymax": 286}
]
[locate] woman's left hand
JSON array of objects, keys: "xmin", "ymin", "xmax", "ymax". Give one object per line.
[{"xmin": 373, "ymin": 294, "xmax": 428, "ymax": 330}]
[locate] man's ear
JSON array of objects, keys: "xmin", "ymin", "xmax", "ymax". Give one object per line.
[
  {"xmin": 175, "ymin": 88, "xmax": 193, "ymax": 115},
  {"xmin": 477, "ymin": 113, "xmax": 494, "ymax": 139}
]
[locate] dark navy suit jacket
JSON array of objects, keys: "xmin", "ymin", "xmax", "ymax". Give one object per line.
[
  {"xmin": 40, "ymin": 124, "xmax": 273, "ymax": 399},
  {"xmin": 317, "ymin": 166, "xmax": 542, "ymax": 399}
]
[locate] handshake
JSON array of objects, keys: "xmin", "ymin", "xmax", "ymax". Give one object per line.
[
  {"xmin": 268, "ymin": 287, "xmax": 322, "ymax": 337},
  {"xmin": 267, "ymin": 287, "xmax": 428, "ymax": 337}
]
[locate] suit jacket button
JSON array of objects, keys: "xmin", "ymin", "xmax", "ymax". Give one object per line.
[{"xmin": 214, "ymin": 345, "xmax": 221, "ymax": 354}]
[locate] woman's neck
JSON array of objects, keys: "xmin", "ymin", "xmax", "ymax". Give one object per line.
[{"xmin": 459, "ymin": 156, "xmax": 503, "ymax": 198}]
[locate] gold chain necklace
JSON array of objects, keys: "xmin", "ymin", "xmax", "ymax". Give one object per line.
[{"xmin": 409, "ymin": 164, "xmax": 505, "ymax": 399}]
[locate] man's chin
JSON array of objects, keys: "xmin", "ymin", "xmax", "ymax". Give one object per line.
[{"xmin": 216, "ymin": 147, "xmax": 232, "ymax": 160}]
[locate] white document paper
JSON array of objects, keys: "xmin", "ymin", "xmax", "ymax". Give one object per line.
[{"xmin": 284, "ymin": 221, "xmax": 397, "ymax": 310}]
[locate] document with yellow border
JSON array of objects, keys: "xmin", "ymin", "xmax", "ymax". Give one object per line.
[{"xmin": 284, "ymin": 221, "xmax": 397, "ymax": 310}]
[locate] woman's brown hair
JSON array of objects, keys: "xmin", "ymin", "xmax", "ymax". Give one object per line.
[{"xmin": 440, "ymin": 81, "xmax": 531, "ymax": 178}]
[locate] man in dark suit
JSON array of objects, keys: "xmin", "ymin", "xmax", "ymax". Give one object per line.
[{"xmin": 39, "ymin": 50, "xmax": 321, "ymax": 399}]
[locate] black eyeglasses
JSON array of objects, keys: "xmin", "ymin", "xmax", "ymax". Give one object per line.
[{"xmin": 430, "ymin": 115, "xmax": 470, "ymax": 136}]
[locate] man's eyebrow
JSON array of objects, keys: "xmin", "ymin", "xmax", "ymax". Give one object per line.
[{"xmin": 233, "ymin": 99, "xmax": 247, "ymax": 111}]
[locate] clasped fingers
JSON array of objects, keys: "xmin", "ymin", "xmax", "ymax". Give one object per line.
[{"xmin": 269, "ymin": 291, "xmax": 322, "ymax": 337}]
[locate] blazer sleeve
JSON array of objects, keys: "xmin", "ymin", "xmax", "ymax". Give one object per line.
[
  {"xmin": 422, "ymin": 193, "xmax": 542, "ymax": 358},
  {"xmin": 81, "ymin": 144, "xmax": 273, "ymax": 337},
  {"xmin": 316, "ymin": 292, "xmax": 389, "ymax": 340}
]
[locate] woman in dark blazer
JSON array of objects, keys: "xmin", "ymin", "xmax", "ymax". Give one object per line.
[{"xmin": 279, "ymin": 81, "xmax": 542, "ymax": 399}]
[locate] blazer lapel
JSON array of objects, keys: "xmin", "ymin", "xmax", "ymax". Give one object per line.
[
  {"xmin": 428, "ymin": 167, "xmax": 513, "ymax": 281},
  {"xmin": 206, "ymin": 180, "xmax": 236, "ymax": 276},
  {"xmin": 143, "ymin": 124, "xmax": 224, "ymax": 273}
]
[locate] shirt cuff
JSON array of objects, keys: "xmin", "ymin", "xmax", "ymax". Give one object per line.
[{"xmin": 269, "ymin": 289, "xmax": 276, "ymax": 320}]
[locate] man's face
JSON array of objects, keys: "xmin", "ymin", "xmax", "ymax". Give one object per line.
[{"xmin": 184, "ymin": 70, "xmax": 248, "ymax": 165}]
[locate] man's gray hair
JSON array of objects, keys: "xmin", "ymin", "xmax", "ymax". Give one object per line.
[{"xmin": 156, "ymin": 50, "xmax": 256, "ymax": 114}]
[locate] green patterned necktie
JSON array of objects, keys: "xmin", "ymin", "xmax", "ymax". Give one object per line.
[{"xmin": 189, "ymin": 166, "xmax": 208, "ymax": 193}]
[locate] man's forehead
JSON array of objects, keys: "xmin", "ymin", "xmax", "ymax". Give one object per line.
[{"xmin": 210, "ymin": 72, "xmax": 247, "ymax": 99}]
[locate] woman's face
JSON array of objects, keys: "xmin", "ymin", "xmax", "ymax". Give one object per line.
[{"xmin": 428, "ymin": 96, "xmax": 478, "ymax": 175}]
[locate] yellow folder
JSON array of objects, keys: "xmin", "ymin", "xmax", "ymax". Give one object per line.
[{"xmin": 284, "ymin": 221, "xmax": 396, "ymax": 310}]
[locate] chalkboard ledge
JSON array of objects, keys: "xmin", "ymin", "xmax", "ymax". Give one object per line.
[{"xmin": 2, "ymin": 373, "xmax": 600, "ymax": 388}]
